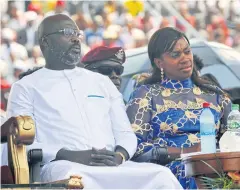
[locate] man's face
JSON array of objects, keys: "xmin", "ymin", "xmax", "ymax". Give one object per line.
[
  {"xmin": 41, "ymin": 17, "xmax": 82, "ymax": 69},
  {"xmin": 86, "ymin": 60, "xmax": 124, "ymax": 89}
]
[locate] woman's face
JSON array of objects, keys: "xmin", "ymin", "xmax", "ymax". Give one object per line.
[{"xmin": 155, "ymin": 37, "xmax": 193, "ymax": 81}]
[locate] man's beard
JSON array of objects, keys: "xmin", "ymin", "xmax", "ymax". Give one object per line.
[{"xmin": 49, "ymin": 45, "xmax": 81, "ymax": 66}]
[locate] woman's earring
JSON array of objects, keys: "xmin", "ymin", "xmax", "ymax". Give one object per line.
[{"xmin": 160, "ymin": 68, "xmax": 164, "ymax": 81}]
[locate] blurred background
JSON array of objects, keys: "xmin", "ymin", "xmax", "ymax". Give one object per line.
[{"xmin": 1, "ymin": 0, "xmax": 240, "ymax": 113}]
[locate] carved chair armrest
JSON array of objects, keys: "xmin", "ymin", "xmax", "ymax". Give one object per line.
[
  {"xmin": 1, "ymin": 116, "xmax": 84, "ymax": 189},
  {"xmin": 7, "ymin": 116, "xmax": 35, "ymax": 184},
  {"xmin": 9, "ymin": 116, "xmax": 35, "ymax": 145},
  {"xmin": 1, "ymin": 117, "xmax": 16, "ymax": 143},
  {"xmin": 1, "ymin": 116, "xmax": 35, "ymax": 144},
  {"xmin": 47, "ymin": 175, "xmax": 84, "ymax": 189},
  {"xmin": 1, "ymin": 175, "xmax": 84, "ymax": 189}
]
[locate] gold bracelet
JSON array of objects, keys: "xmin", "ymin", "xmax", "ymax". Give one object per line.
[{"xmin": 116, "ymin": 152, "xmax": 126, "ymax": 163}]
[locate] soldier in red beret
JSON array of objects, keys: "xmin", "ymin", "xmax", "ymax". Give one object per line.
[{"xmin": 82, "ymin": 46, "xmax": 125, "ymax": 90}]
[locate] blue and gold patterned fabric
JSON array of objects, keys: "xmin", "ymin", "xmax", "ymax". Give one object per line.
[{"xmin": 126, "ymin": 77, "xmax": 231, "ymax": 189}]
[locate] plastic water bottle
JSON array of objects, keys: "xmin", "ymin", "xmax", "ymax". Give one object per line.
[
  {"xmin": 227, "ymin": 104, "xmax": 240, "ymax": 131},
  {"xmin": 219, "ymin": 104, "xmax": 240, "ymax": 152},
  {"xmin": 200, "ymin": 102, "xmax": 216, "ymax": 153}
]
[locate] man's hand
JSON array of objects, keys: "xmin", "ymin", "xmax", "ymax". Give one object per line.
[
  {"xmin": 90, "ymin": 148, "xmax": 123, "ymax": 166},
  {"xmin": 55, "ymin": 148, "xmax": 123, "ymax": 166}
]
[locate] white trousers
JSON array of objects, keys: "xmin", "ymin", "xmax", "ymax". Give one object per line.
[{"xmin": 41, "ymin": 160, "xmax": 183, "ymax": 189}]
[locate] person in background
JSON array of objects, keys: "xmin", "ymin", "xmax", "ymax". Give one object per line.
[
  {"xmin": 7, "ymin": 14, "xmax": 182, "ymax": 189},
  {"xmin": 0, "ymin": 75, "xmax": 11, "ymax": 112},
  {"xmin": 176, "ymin": 3, "xmax": 196, "ymax": 33},
  {"xmin": 5, "ymin": 2, "xmax": 25, "ymax": 31},
  {"xmin": 84, "ymin": 15, "xmax": 104, "ymax": 48},
  {"xmin": 17, "ymin": 11, "xmax": 39, "ymax": 55},
  {"xmin": 71, "ymin": 7, "xmax": 90, "ymax": 31},
  {"xmin": 1, "ymin": 27, "xmax": 28, "ymax": 83},
  {"xmin": 82, "ymin": 46, "xmax": 125, "ymax": 90},
  {"xmin": 126, "ymin": 27, "xmax": 231, "ymax": 189},
  {"xmin": 131, "ymin": 28, "xmax": 147, "ymax": 48},
  {"xmin": 27, "ymin": 2, "xmax": 43, "ymax": 16},
  {"xmin": 44, "ymin": 0, "xmax": 69, "ymax": 17},
  {"xmin": 26, "ymin": 46, "xmax": 45, "ymax": 67},
  {"xmin": 12, "ymin": 60, "xmax": 30, "ymax": 81},
  {"xmin": 101, "ymin": 29, "xmax": 122, "ymax": 48},
  {"xmin": 123, "ymin": 0, "xmax": 144, "ymax": 17},
  {"xmin": 1, "ymin": 28, "xmax": 28, "ymax": 65}
]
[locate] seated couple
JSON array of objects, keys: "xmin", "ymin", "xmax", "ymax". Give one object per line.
[{"xmin": 7, "ymin": 14, "xmax": 231, "ymax": 189}]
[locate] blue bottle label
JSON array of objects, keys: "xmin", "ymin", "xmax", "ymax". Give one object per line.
[{"xmin": 200, "ymin": 131, "xmax": 215, "ymax": 136}]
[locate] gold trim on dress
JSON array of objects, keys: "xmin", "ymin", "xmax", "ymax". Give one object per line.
[
  {"xmin": 131, "ymin": 124, "xmax": 142, "ymax": 132},
  {"xmin": 154, "ymin": 99, "xmax": 222, "ymax": 115},
  {"xmin": 188, "ymin": 134, "xmax": 200, "ymax": 143},
  {"xmin": 160, "ymin": 122, "xmax": 171, "ymax": 131},
  {"xmin": 172, "ymin": 124, "xmax": 178, "ymax": 133},
  {"xmin": 161, "ymin": 89, "xmax": 171, "ymax": 97},
  {"xmin": 185, "ymin": 110, "xmax": 198, "ymax": 119},
  {"xmin": 193, "ymin": 87, "xmax": 202, "ymax": 95},
  {"xmin": 139, "ymin": 98, "xmax": 149, "ymax": 108}
]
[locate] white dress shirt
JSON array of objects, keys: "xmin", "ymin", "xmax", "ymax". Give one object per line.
[{"xmin": 7, "ymin": 67, "xmax": 137, "ymax": 164}]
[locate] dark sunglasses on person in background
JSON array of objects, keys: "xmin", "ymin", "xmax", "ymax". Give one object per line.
[
  {"xmin": 86, "ymin": 65, "xmax": 124, "ymax": 76},
  {"xmin": 42, "ymin": 28, "xmax": 84, "ymax": 39},
  {"xmin": 167, "ymin": 48, "xmax": 192, "ymax": 59}
]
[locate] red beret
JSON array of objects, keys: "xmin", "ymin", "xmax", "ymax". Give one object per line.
[
  {"xmin": 56, "ymin": 0, "xmax": 65, "ymax": 7},
  {"xmin": 81, "ymin": 46, "xmax": 126, "ymax": 65}
]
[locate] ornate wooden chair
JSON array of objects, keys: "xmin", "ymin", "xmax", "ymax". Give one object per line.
[{"xmin": 1, "ymin": 116, "xmax": 84, "ymax": 189}]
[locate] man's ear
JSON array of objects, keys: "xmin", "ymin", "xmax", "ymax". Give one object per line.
[
  {"xmin": 40, "ymin": 37, "xmax": 49, "ymax": 48},
  {"xmin": 154, "ymin": 58, "xmax": 163, "ymax": 70}
]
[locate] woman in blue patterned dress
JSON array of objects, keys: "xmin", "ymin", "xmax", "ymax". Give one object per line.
[{"xmin": 126, "ymin": 27, "xmax": 231, "ymax": 189}]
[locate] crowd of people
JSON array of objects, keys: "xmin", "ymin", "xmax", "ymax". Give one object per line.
[
  {"xmin": 0, "ymin": 0, "xmax": 237, "ymax": 189},
  {"xmin": 1, "ymin": 0, "xmax": 240, "ymax": 86}
]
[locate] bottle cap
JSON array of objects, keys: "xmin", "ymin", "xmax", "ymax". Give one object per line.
[
  {"xmin": 203, "ymin": 102, "xmax": 210, "ymax": 108},
  {"xmin": 232, "ymin": 104, "xmax": 239, "ymax": 111}
]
